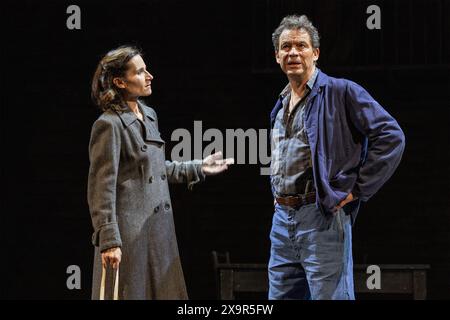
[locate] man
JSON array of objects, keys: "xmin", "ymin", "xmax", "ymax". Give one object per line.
[{"xmin": 268, "ymin": 15, "xmax": 405, "ymax": 300}]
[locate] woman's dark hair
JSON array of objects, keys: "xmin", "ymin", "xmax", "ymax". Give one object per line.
[{"xmin": 91, "ymin": 45, "xmax": 143, "ymax": 112}]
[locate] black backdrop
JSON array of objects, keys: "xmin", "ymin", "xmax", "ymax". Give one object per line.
[{"xmin": 2, "ymin": 0, "xmax": 449, "ymax": 299}]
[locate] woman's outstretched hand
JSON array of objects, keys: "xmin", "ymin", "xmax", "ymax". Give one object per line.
[{"xmin": 201, "ymin": 151, "xmax": 234, "ymax": 176}]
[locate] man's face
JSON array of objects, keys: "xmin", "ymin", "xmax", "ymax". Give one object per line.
[
  {"xmin": 115, "ymin": 55, "xmax": 153, "ymax": 98},
  {"xmin": 275, "ymin": 28, "xmax": 319, "ymax": 79}
]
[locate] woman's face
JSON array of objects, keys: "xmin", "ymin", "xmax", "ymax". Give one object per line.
[{"xmin": 115, "ymin": 55, "xmax": 153, "ymax": 99}]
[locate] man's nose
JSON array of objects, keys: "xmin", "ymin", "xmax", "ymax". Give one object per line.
[
  {"xmin": 146, "ymin": 71, "xmax": 154, "ymax": 80},
  {"xmin": 288, "ymin": 47, "xmax": 299, "ymax": 56}
]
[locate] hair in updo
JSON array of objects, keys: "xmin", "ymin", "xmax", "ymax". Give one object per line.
[{"xmin": 91, "ymin": 45, "xmax": 142, "ymax": 112}]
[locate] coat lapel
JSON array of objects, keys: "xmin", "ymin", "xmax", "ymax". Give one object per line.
[
  {"xmin": 304, "ymin": 69, "xmax": 327, "ymax": 154},
  {"xmin": 138, "ymin": 101, "xmax": 165, "ymax": 144},
  {"xmin": 117, "ymin": 109, "xmax": 138, "ymax": 128}
]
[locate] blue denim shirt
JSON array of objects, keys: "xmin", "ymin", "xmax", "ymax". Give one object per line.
[
  {"xmin": 271, "ymin": 68, "xmax": 318, "ymax": 196},
  {"xmin": 270, "ymin": 69, "xmax": 406, "ymax": 222}
]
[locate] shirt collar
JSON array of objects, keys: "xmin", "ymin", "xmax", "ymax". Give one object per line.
[{"xmin": 278, "ymin": 67, "xmax": 319, "ymax": 100}]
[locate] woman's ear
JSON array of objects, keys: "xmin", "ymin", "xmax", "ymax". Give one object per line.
[{"xmin": 113, "ymin": 77, "xmax": 126, "ymax": 89}]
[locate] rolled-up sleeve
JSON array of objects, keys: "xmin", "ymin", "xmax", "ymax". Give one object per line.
[{"xmin": 87, "ymin": 118, "xmax": 122, "ymax": 252}]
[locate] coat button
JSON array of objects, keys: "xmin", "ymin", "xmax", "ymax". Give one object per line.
[
  {"xmin": 148, "ymin": 176, "xmax": 153, "ymax": 183},
  {"xmin": 161, "ymin": 174, "xmax": 166, "ymax": 180},
  {"xmin": 141, "ymin": 145, "xmax": 148, "ymax": 152},
  {"xmin": 164, "ymin": 203, "xmax": 170, "ymax": 211},
  {"xmin": 154, "ymin": 205, "xmax": 160, "ymax": 213}
]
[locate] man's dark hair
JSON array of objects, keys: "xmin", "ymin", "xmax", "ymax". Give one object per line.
[{"xmin": 272, "ymin": 15, "xmax": 320, "ymax": 51}]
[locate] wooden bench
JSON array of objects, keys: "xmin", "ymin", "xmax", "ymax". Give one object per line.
[{"xmin": 212, "ymin": 251, "xmax": 430, "ymax": 300}]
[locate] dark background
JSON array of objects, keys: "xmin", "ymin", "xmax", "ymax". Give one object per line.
[{"xmin": 2, "ymin": 0, "xmax": 449, "ymax": 299}]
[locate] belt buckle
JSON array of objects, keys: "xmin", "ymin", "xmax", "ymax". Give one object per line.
[
  {"xmin": 283, "ymin": 196, "xmax": 297, "ymax": 208},
  {"xmin": 299, "ymin": 193, "xmax": 306, "ymax": 205},
  {"xmin": 285, "ymin": 196, "xmax": 295, "ymax": 206}
]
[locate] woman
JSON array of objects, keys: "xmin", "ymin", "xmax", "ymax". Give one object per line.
[{"xmin": 88, "ymin": 45, "xmax": 232, "ymax": 299}]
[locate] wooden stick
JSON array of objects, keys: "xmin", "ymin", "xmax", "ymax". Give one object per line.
[{"xmin": 99, "ymin": 265, "xmax": 119, "ymax": 300}]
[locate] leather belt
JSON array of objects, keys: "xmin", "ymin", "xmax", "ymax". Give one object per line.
[{"xmin": 276, "ymin": 192, "xmax": 316, "ymax": 208}]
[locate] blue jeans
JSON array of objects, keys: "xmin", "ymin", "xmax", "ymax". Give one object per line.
[{"xmin": 268, "ymin": 203, "xmax": 354, "ymax": 300}]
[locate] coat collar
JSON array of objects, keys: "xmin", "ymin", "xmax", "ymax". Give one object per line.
[
  {"xmin": 139, "ymin": 100, "xmax": 156, "ymax": 121},
  {"xmin": 116, "ymin": 100, "xmax": 155, "ymax": 127},
  {"xmin": 308, "ymin": 67, "xmax": 327, "ymax": 100}
]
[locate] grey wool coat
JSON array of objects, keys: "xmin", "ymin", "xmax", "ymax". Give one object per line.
[{"xmin": 87, "ymin": 101, "xmax": 204, "ymax": 300}]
